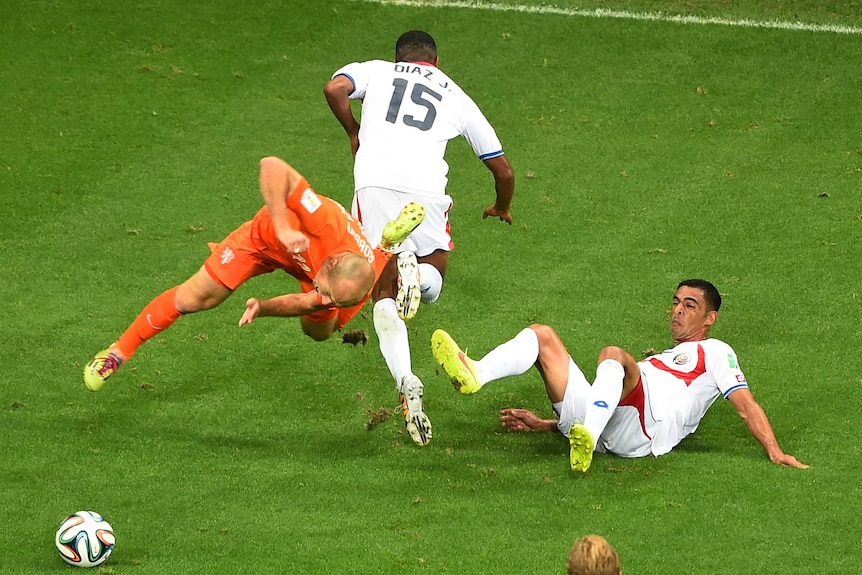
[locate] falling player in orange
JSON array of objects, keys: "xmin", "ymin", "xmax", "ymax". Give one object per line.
[{"xmin": 83, "ymin": 156, "xmax": 422, "ymax": 391}]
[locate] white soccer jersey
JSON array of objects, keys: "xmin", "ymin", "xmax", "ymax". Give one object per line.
[
  {"xmin": 634, "ymin": 338, "xmax": 749, "ymax": 456},
  {"xmin": 332, "ymin": 59, "xmax": 504, "ymax": 196}
]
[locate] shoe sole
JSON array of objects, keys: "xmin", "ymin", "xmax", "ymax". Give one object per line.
[
  {"xmin": 399, "ymin": 381, "xmax": 432, "ymax": 446},
  {"xmin": 380, "ymin": 202, "xmax": 426, "ymax": 253},
  {"xmin": 405, "ymin": 413, "xmax": 432, "ymax": 446},
  {"xmin": 395, "ymin": 252, "xmax": 421, "ymax": 321},
  {"xmin": 569, "ymin": 424, "xmax": 595, "ymax": 472},
  {"xmin": 430, "ymin": 329, "xmax": 482, "ymax": 394}
]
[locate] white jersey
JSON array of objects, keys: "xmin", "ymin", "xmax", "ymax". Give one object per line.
[
  {"xmin": 332, "ymin": 59, "xmax": 504, "ymax": 196},
  {"xmin": 633, "ymin": 338, "xmax": 749, "ymax": 456}
]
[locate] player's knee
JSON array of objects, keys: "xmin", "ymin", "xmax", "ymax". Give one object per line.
[
  {"xmin": 176, "ymin": 288, "xmax": 219, "ymax": 313},
  {"xmin": 597, "ymin": 346, "xmax": 627, "ymax": 364},
  {"xmin": 418, "ymin": 263, "xmax": 443, "ymax": 304},
  {"xmin": 529, "ymin": 324, "xmax": 562, "ymax": 349}
]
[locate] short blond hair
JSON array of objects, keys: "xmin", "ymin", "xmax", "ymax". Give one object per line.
[
  {"xmin": 566, "ymin": 534, "xmax": 621, "ymax": 575},
  {"xmin": 328, "ymin": 253, "xmax": 375, "ymax": 307}
]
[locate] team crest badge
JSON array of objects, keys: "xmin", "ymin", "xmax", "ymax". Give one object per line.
[
  {"xmin": 672, "ymin": 353, "xmax": 690, "ymax": 365},
  {"xmin": 300, "ymin": 188, "xmax": 322, "ymax": 213}
]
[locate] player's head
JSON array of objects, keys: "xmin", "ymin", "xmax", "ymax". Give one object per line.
[
  {"xmin": 678, "ymin": 279, "xmax": 721, "ymax": 311},
  {"xmin": 395, "ymin": 30, "xmax": 438, "ymax": 64},
  {"xmin": 314, "ymin": 253, "xmax": 375, "ymax": 308},
  {"xmin": 566, "ymin": 534, "xmax": 622, "ymax": 575},
  {"xmin": 671, "ymin": 279, "xmax": 720, "ymax": 344}
]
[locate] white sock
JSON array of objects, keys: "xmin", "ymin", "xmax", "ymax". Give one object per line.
[
  {"xmin": 418, "ymin": 262, "xmax": 443, "ymax": 304},
  {"xmin": 583, "ymin": 359, "xmax": 624, "ymax": 444},
  {"xmin": 475, "ymin": 328, "xmax": 539, "ymax": 385},
  {"xmin": 373, "ymin": 299, "xmax": 412, "ymax": 389}
]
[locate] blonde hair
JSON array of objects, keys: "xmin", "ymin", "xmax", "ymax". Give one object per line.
[
  {"xmin": 329, "ymin": 253, "xmax": 375, "ymax": 307},
  {"xmin": 566, "ymin": 535, "xmax": 621, "ymax": 575}
]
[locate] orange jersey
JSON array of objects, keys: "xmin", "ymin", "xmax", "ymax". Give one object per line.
[{"xmin": 204, "ymin": 177, "xmax": 389, "ymax": 327}]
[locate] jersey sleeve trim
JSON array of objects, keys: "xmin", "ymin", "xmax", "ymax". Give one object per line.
[
  {"xmin": 333, "ymin": 72, "xmax": 358, "ymax": 96},
  {"xmin": 723, "ymin": 383, "xmax": 749, "ymax": 398},
  {"xmin": 479, "ymin": 149, "xmax": 504, "ymax": 161}
]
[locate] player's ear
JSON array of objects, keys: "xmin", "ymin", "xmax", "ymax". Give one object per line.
[{"xmin": 705, "ymin": 310, "xmax": 718, "ymax": 327}]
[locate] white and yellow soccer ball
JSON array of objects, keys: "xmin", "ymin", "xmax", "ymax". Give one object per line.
[{"xmin": 55, "ymin": 511, "xmax": 115, "ymax": 568}]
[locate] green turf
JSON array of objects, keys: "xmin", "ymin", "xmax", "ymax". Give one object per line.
[{"xmin": 2, "ymin": 1, "xmax": 860, "ymax": 574}]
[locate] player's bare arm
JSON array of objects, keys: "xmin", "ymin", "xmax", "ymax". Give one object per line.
[
  {"xmin": 499, "ymin": 408, "xmax": 558, "ymax": 433},
  {"xmin": 482, "ymin": 155, "xmax": 515, "ymax": 224},
  {"xmin": 728, "ymin": 388, "xmax": 810, "ymax": 469},
  {"xmin": 258, "ymin": 156, "xmax": 309, "ymax": 254},
  {"xmin": 323, "ymin": 75, "xmax": 361, "ymax": 156},
  {"xmin": 238, "ymin": 291, "xmax": 323, "ymax": 326}
]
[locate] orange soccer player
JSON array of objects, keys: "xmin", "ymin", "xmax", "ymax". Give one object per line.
[{"xmin": 83, "ymin": 155, "xmax": 423, "ymax": 393}]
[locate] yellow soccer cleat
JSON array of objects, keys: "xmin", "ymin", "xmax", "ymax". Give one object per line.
[
  {"xmin": 431, "ymin": 329, "xmax": 482, "ymax": 394},
  {"xmin": 569, "ymin": 424, "xmax": 595, "ymax": 472},
  {"xmin": 379, "ymin": 202, "xmax": 426, "ymax": 252},
  {"xmin": 83, "ymin": 349, "xmax": 123, "ymax": 392}
]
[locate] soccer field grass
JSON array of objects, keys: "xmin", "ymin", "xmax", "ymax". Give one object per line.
[{"xmin": 2, "ymin": 1, "xmax": 860, "ymax": 573}]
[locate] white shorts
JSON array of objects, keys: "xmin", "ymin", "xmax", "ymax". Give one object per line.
[
  {"xmin": 554, "ymin": 358, "xmax": 654, "ymax": 458},
  {"xmin": 554, "ymin": 357, "xmax": 590, "ymax": 436},
  {"xmin": 352, "ymin": 187, "xmax": 454, "ymax": 257}
]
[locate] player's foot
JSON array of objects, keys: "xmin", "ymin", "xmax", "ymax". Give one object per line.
[
  {"xmin": 395, "ymin": 251, "xmax": 421, "ymax": 321},
  {"xmin": 399, "ymin": 374, "xmax": 432, "ymax": 446},
  {"xmin": 379, "ymin": 202, "xmax": 426, "ymax": 253},
  {"xmin": 430, "ymin": 329, "xmax": 482, "ymax": 394},
  {"xmin": 569, "ymin": 424, "xmax": 595, "ymax": 472},
  {"xmin": 83, "ymin": 349, "xmax": 124, "ymax": 392}
]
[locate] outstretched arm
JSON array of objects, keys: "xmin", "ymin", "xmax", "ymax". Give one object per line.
[
  {"xmin": 258, "ymin": 156, "xmax": 309, "ymax": 254},
  {"xmin": 728, "ymin": 388, "xmax": 809, "ymax": 468},
  {"xmin": 481, "ymin": 155, "xmax": 515, "ymax": 224},
  {"xmin": 238, "ymin": 292, "xmax": 324, "ymax": 326},
  {"xmin": 323, "ymin": 75, "xmax": 360, "ymax": 157},
  {"xmin": 499, "ymin": 408, "xmax": 558, "ymax": 433}
]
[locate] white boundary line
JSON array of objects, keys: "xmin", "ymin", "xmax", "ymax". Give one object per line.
[{"xmin": 354, "ymin": 0, "xmax": 862, "ymax": 35}]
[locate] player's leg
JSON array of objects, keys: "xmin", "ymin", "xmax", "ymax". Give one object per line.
[
  {"xmin": 583, "ymin": 347, "xmax": 640, "ymax": 438},
  {"xmin": 371, "ymin": 295, "xmax": 431, "ymax": 446},
  {"xmin": 432, "ymin": 323, "xmax": 561, "ymax": 395},
  {"xmin": 530, "ymin": 324, "xmax": 578, "ymax": 403},
  {"xmin": 569, "ymin": 346, "xmax": 640, "ymax": 471},
  {"xmin": 83, "ymin": 267, "xmax": 233, "ymax": 391},
  {"xmin": 369, "ymin": 255, "xmax": 432, "ymax": 446},
  {"xmin": 415, "ymin": 249, "xmax": 447, "ymax": 306}
]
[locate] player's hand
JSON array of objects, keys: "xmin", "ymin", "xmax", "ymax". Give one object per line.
[
  {"xmin": 500, "ymin": 408, "xmax": 544, "ymax": 432},
  {"xmin": 239, "ymin": 298, "xmax": 261, "ymax": 327},
  {"xmin": 482, "ymin": 205, "xmax": 513, "ymax": 225},
  {"xmin": 771, "ymin": 453, "xmax": 810, "ymax": 469},
  {"xmin": 277, "ymin": 229, "xmax": 310, "ymax": 255}
]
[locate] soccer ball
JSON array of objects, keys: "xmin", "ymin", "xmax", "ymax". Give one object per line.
[{"xmin": 55, "ymin": 511, "xmax": 115, "ymax": 568}]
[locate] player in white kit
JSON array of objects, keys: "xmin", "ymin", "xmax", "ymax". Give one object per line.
[
  {"xmin": 325, "ymin": 30, "xmax": 515, "ymax": 446},
  {"xmin": 432, "ymin": 279, "xmax": 809, "ymax": 470}
]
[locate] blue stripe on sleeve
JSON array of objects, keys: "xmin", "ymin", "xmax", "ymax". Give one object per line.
[
  {"xmin": 723, "ymin": 384, "xmax": 749, "ymax": 398},
  {"xmin": 479, "ymin": 150, "xmax": 504, "ymax": 160},
  {"xmin": 333, "ymin": 72, "xmax": 357, "ymax": 96}
]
